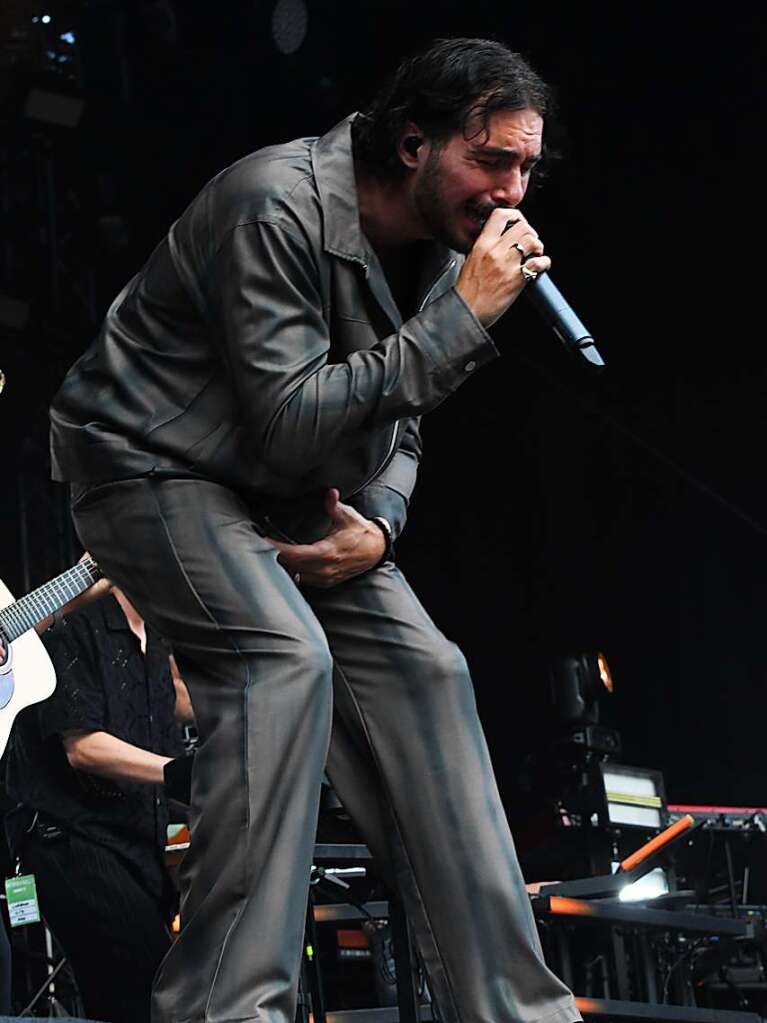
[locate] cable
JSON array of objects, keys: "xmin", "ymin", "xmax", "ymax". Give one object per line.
[{"xmin": 662, "ymin": 936, "xmax": 706, "ymax": 1004}]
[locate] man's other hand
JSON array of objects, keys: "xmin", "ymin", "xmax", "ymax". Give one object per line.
[{"xmin": 268, "ymin": 489, "xmax": 386, "ymax": 589}]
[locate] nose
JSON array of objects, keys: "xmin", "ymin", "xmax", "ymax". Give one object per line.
[{"xmin": 490, "ymin": 167, "xmax": 525, "ymax": 209}]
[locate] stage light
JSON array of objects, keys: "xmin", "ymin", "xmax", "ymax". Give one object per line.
[
  {"xmin": 550, "ymin": 651, "xmax": 614, "ymax": 725},
  {"xmin": 271, "ymin": 0, "xmax": 308, "ymax": 55},
  {"xmin": 597, "ymin": 651, "xmax": 613, "ymax": 693},
  {"xmin": 41, "ymin": 14, "xmax": 51, "ymax": 23},
  {"xmin": 600, "ymin": 763, "xmax": 666, "ymax": 829}
]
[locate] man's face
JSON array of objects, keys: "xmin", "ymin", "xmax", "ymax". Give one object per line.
[{"xmin": 411, "ymin": 107, "xmax": 544, "ymax": 254}]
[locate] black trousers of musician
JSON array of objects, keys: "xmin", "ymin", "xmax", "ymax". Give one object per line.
[
  {"xmin": 72, "ymin": 477, "xmax": 580, "ymax": 1023},
  {"xmin": 22, "ymin": 827, "xmax": 173, "ymax": 1023}
]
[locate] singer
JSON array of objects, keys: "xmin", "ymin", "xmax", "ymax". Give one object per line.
[{"xmin": 50, "ymin": 37, "xmax": 580, "ymax": 1023}]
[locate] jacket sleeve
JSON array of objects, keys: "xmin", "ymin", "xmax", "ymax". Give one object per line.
[
  {"xmin": 206, "ymin": 219, "xmax": 497, "ymax": 479},
  {"xmin": 347, "ymin": 418, "xmax": 421, "ymax": 539}
]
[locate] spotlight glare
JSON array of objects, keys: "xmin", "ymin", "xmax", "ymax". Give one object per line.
[
  {"xmin": 41, "ymin": 14, "xmax": 52, "ymax": 24},
  {"xmin": 618, "ymin": 867, "xmax": 668, "ymax": 903}
]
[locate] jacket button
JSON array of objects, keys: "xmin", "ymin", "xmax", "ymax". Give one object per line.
[{"xmin": 464, "ymin": 361, "xmax": 477, "ymax": 373}]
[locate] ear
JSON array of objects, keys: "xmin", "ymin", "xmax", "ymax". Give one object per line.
[{"xmin": 397, "ymin": 123, "xmax": 426, "ymax": 170}]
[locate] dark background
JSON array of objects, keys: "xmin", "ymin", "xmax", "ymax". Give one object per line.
[{"xmin": 1, "ymin": 1, "xmax": 765, "ymax": 809}]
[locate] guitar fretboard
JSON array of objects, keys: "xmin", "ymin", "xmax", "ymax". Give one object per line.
[{"xmin": 0, "ymin": 559, "xmax": 102, "ymax": 642}]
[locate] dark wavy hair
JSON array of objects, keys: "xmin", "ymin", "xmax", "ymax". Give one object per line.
[{"xmin": 352, "ymin": 38, "xmax": 555, "ymax": 181}]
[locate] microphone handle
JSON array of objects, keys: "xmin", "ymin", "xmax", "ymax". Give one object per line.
[{"xmin": 524, "ymin": 273, "xmax": 605, "ymax": 368}]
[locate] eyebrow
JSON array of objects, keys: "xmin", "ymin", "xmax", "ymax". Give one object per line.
[{"xmin": 470, "ymin": 146, "xmax": 542, "ymax": 166}]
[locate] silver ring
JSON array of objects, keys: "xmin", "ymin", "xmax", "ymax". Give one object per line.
[
  {"xmin": 521, "ymin": 265, "xmax": 538, "ymax": 281},
  {"xmin": 293, "ymin": 572, "xmax": 301, "ymax": 585}
]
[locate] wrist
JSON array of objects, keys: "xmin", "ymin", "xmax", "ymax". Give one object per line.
[{"xmin": 369, "ymin": 516, "xmax": 394, "ymax": 568}]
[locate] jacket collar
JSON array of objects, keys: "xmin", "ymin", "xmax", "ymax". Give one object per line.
[
  {"xmin": 312, "ymin": 114, "xmax": 368, "ymax": 266},
  {"xmin": 311, "ymin": 114, "xmax": 458, "ymax": 327}
]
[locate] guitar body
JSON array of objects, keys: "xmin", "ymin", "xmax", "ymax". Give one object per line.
[{"xmin": 0, "ymin": 577, "xmax": 57, "ymax": 756}]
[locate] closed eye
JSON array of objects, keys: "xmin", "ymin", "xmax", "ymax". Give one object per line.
[{"xmin": 474, "ymin": 155, "xmax": 541, "ymax": 174}]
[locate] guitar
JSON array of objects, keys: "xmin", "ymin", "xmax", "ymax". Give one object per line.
[{"xmin": 0, "ymin": 557, "xmax": 102, "ymax": 756}]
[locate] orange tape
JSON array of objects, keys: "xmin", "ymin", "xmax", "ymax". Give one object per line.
[
  {"xmin": 167, "ymin": 825, "xmax": 191, "ymax": 847},
  {"xmin": 620, "ymin": 813, "xmax": 694, "ymax": 873}
]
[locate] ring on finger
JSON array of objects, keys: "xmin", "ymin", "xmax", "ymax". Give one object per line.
[
  {"xmin": 293, "ymin": 572, "xmax": 301, "ymax": 585},
  {"xmin": 511, "ymin": 241, "xmax": 527, "ymax": 260},
  {"xmin": 521, "ymin": 265, "xmax": 538, "ymax": 282}
]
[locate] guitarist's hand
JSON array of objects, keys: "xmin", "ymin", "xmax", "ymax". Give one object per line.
[
  {"xmin": 75, "ymin": 551, "xmax": 114, "ymax": 605},
  {"xmin": 267, "ymin": 489, "xmax": 385, "ymax": 589}
]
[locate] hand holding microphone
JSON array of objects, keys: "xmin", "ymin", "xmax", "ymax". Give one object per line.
[
  {"xmin": 455, "ymin": 207, "xmax": 604, "ymax": 367},
  {"xmin": 455, "ymin": 208, "xmax": 550, "ymax": 327}
]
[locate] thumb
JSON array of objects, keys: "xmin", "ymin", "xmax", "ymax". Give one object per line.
[{"xmin": 324, "ymin": 488, "xmax": 343, "ymax": 519}]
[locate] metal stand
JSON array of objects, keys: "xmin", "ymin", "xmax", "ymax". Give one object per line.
[
  {"xmin": 16, "ymin": 921, "xmax": 83, "ymax": 1018},
  {"xmin": 300, "ymin": 886, "xmax": 327, "ymax": 1023},
  {"xmin": 309, "ymin": 844, "xmax": 430, "ymax": 1023}
]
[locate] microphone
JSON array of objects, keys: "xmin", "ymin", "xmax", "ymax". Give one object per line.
[{"xmin": 524, "ymin": 273, "xmax": 605, "ymax": 368}]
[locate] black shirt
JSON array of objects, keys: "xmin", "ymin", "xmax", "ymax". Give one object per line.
[{"xmin": 5, "ymin": 596, "xmax": 183, "ymax": 897}]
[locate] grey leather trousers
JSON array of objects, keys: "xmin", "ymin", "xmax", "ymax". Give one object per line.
[{"xmin": 72, "ymin": 476, "xmax": 580, "ymax": 1023}]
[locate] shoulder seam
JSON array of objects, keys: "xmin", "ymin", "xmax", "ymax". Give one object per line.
[{"xmin": 213, "ymin": 214, "xmax": 311, "ymax": 258}]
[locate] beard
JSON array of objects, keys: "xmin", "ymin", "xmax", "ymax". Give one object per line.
[{"xmin": 412, "ymin": 150, "xmax": 497, "ymax": 255}]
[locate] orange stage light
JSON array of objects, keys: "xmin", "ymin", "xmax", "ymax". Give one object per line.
[
  {"xmin": 549, "ymin": 896, "xmax": 599, "ymax": 917},
  {"xmin": 575, "ymin": 997, "xmax": 601, "ymax": 1013},
  {"xmin": 336, "ymin": 928, "xmax": 370, "ymax": 949}
]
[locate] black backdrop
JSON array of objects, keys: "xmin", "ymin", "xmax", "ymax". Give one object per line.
[{"xmin": 2, "ymin": 1, "xmax": 765, "ymax": 808}]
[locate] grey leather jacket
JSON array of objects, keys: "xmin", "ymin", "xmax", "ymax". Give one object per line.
[{"xmin": 50, "ymin": 116, "xmax": 498, "ymax": 541}]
